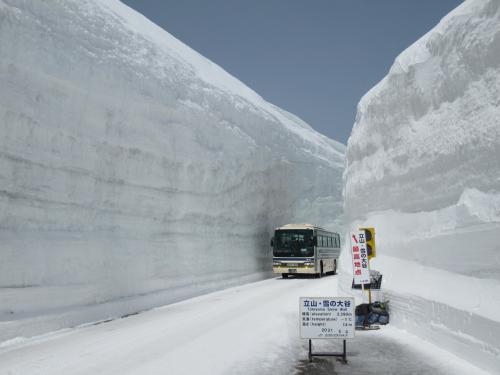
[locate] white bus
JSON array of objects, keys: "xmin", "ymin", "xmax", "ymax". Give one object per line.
[{"xmin": 271, "ymin": 223, "xmax": 341, "ymax": 278}]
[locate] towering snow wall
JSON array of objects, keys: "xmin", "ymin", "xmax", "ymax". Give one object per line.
[
  {"xmin": 0, "ymin": 0, "xmax": 345, "ymax": 341},
  {"xmin": 342, "ymin": 0, "xmax": 500, "ymax": 372}
]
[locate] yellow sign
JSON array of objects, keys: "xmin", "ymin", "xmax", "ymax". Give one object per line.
[{"xmin": 360, "ymin": 227, "xmax": 376, "ymax": 260}]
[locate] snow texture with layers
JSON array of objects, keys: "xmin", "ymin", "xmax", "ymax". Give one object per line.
[
  {"xmin": 0, "ymin": 0, "xmax": 345, "ymax": 342},
  {"xmin": 342, "ymin": 0, "xmax": 500, "ymax": 373}
]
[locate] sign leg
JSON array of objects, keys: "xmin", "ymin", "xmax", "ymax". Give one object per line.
[
  {"xmin": 309, "ymin": 339, "xmax": 312, "ymax": 362},
  {"xmin": 343, "ymin": 339, "xmax": 347, "ymax": 363}
]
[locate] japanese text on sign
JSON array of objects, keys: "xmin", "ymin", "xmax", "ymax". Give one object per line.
[
  {"xmin": 350, "ymin": 231, "xmax": 370, "ymax": 284},
  {"xmin": 299, "ymin": 297, "xmax": 355, "ymax": 339}
]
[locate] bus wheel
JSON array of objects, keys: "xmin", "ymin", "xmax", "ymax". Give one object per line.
[
  {"xmin": 282, "ymin": 273, "xmax": 289, "ymax": 279},
  {"xmin": 332, "ymin": 260, "xmax": 337, "ymax": 275}
]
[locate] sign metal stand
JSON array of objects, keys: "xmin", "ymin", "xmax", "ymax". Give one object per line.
[
  {"xmin": 300, "ymin": 296, "xmax": 354, "ymax": 365},
  {"xmin": 308, "ymin": 338, "xmax": 347, "ymax": 363}
]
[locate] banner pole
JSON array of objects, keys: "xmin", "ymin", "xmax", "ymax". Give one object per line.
[
  {"xmin": 361, "ymin": 282, "xmax": 365, "ymax": 303},
  {"xmin": 368, "ymin": 258, "xmax": 372, "ymax": 304}
]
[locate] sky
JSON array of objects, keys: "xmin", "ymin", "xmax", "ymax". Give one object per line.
[{"xmin": 120, "ymin": 0, "xmax": 463, "ymax": 144}]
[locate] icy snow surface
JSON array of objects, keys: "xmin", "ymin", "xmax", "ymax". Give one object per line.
[
  {"xmin": 0, "ymin": 276, "xmax": 489, "ymax": 375},
  {"xmin": 342, "ymin": 0, "xmax": 500, "ymax": 373},
  {"xmin": 0, "ymin": 0, "xmax": 344, "ymax": 341}
]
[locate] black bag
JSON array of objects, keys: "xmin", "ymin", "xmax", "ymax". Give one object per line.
[{"xmin": 355, "ymin": 301, "xmax": 389, "ymax": 326}]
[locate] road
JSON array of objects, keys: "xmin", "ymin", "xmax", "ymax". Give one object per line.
[{"xmin": 0, "ymin": 275, "xmax": 487, "ymax": 375}]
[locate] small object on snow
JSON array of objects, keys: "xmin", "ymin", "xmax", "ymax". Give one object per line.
[
  {"xmin": 355, "ymin": 301, "xmax": 389, "ymax": 328},
  {"xmin": 355, "ymin": 325, "xmax": 380, "ymax": 331},
  {"xmin": 352, "ymin": 270, "xmax": 383, "ymax": 290}
]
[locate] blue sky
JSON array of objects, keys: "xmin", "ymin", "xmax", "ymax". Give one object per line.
[{"xmin": 121, "ymin": 0, "xmax": 463, "ymax": 144}]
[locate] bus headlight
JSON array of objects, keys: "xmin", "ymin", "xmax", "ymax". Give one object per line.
[
  {"xmin": 273, "ymin": 261, "xmax": 281, "ymax": 266},
  {"xmin": 304, "ymin": 261, "xmax": 314, "ymax": 266}
]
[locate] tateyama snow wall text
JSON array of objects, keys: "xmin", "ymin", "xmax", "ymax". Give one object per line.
[
  {"xmin": 0, "ymin": 0, "xmax": 345, "ymax": 341},
  {"xmin": 342, "ymin": 0, "xmax": 500, "ymax": 373}
]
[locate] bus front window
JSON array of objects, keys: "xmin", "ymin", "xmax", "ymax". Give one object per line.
[{"xmin": 273, "ymin": 230, "xmax": 314, "ymax": 257}]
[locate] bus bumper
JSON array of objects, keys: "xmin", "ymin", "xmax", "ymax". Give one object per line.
[{"xmin": 273, "ymin": 265, "xmax": 316, "ymax": 275}]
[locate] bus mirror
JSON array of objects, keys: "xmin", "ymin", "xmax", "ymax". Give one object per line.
[
  {"xmin": 270, "ymin": 237, "xmax": 274, "ymax": 247},
  {"xmin": 310, "ymin": 236, "xmax": 317, "ymax": 246}
]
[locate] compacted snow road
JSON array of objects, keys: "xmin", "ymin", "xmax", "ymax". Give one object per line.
[{"xmin": 0, "ymin": 276, "xmax": 489, "ymax": 375}]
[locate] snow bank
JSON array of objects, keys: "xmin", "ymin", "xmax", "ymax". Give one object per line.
[
  {"xmin": 342, "ymin": 0, "xmax": 500, "ymax": 373},
  {"xmin": 345, "ymin": 0, "xmax": 500, "ymax": 217},
  {"xmin": 0, "ymin": 0, "xmax": 344, "ymax": 341}
]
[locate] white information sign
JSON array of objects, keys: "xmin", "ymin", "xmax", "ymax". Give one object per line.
[
  {"xmin": 350, "ymin": 231, "xmax": 370, "ymax": 285},
  {"xmin": 299, "ymin": 297, "xmax": 355, "ymax": 339}
]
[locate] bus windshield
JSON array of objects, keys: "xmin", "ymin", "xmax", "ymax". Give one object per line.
[{"xmin": 273, "ymin": 229, "xmax": 314, "ymax": 257}]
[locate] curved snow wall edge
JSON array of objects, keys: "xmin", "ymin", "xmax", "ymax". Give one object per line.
[{"xmin": 344, "ymin": 0, "xmax": 500, "ymax": 217}]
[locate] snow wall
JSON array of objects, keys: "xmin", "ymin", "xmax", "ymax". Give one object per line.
[
  {"xmin": 341, "ymin": 0, "xmax": 500, "ymax": 372},
  {"xmin": 0, "ymin": 0, "xmax": 345, "ymax": 342}
]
